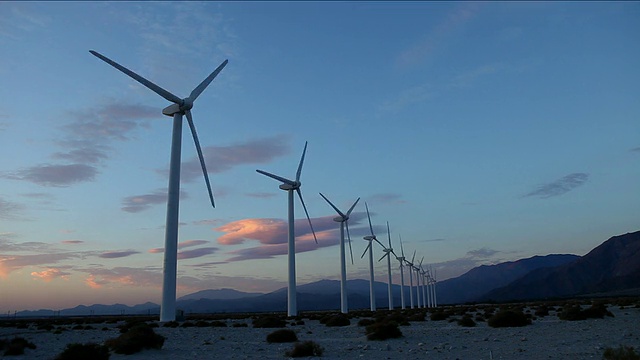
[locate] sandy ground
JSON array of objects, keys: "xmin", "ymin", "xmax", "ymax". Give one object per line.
[{"xmin": 1, "ymin": 304, "xmax": 639, "ymax": 359}]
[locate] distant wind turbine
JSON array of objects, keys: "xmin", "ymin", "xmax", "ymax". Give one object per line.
[
  {"xmin": 361, "ymin": 202, "xmax": 385, "ymax": 311},
  {"xmin": 394, "ymin": 235, "xmax": 407, "ymax": 310},
  {"xmin": 378, "ymin": 222, "xmax": 395, "ymax": 310},
  {"xmin": 256, "ymin": 142, "xmax": 317, "ymax": 317},
  {"xmin": 90, "ymin": 50, "xmax": 227, "ymax": 322},
  {"xmin": 405, "ymin": 249, "xmax": 416, "ymax": 309},
  {"xmin": 319, "ymin": 193, "xmax": 359, "ymax": 314},
  {"xmin": 414, "ymin": 256, "xmax": 424, "ymax": 308}
]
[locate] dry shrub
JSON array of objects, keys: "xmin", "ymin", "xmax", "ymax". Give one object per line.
[
  {"xmin": 286, "ymin": 341, "xmax": 324, "ymax": 357},
  {"xmin": 55, "ymin": 343, "xmax": 110, "ymax": 360},
  {"xmin": 323, "ymin": 314, "xmax": 350, "ymax": 327},
  {"xmin": 2, "ymin": 337, "xmax": 36, "ymax": 356},
  {"xmin": 487, "ymin": 309, "xmax": 531, "ymax": 328},
  {"xmin": 357, "ymin": 318, "xmax": 375, "ymax": 327},
  {"xmin": 430, "ymin": 311, "xmax": 449, "ymax": 321},
  {"xmin": 457, "ymin": 315, "xmax": 476, "ymax": 327},
  {"xmin": 253, "ymin": 316, "xmax": 286, "ymax": 328},
  {"xmin": 603, "ymin": 345, "xmax": 640, "ymax": 360},
  {"xmin": 105, "ymin": 323, "xmax": 165, "ymax": 355},
  {"xmin": 266, "ymin": 329, "xmax": 298, "ymax": 343},
  {"xmin": 365, "ymin": 321, "xmax": 403, "ymax": 341}
]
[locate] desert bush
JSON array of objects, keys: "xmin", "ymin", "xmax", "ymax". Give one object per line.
[
  {"xmin": 253, "ymin": 316, "xmax": 286, "ymax": 328},
  {"xmin": 55, "ymin": 343, "xmax": 110, "ymax": 360},
  {"xmin": 285, "ymin": 341, "xmax": 324, "ymax": 357},
  {"xmin": 535, "ymin": 306, "xmax": 550, "ymax": 317},
  {"xmin": 457, "ymin": 315, "xmax": 476, "ymax": 327},
  {"xmin": 365, "ymin": 321, "xmax": 403, "ymax": 341},
  {"xmin": 603, "ymin": 345, "xmax": 640, "ymax": 360},
  {"xmin": 559, "ymin": 303, "xmax": 614, "ymax": 321},
  {"xmin": 407, "ymin": 312, "xmax": 425, "ymax": 322},
  {"xmin": 323, "ymin": 314, "xmax": 350, "ymax": 327},
  {"xmin": 357, "ymin": 318, "xmax": 375, "ymax": 327},
  {"xmin": 430, "ymin": 311, "xmax": 449, "ymax": 321},
  {"xmin": 266, "ymin": 329, "xmax": 298, "ymax": 343},
  {"xmin": 105, "ymin": 323, "xmax": 165, "ymax": 355},
  {"xmin": 487, "ymin": 309, "xmax": 531, "ymax": 328},
  {"xmin": 162, "ymin": 321, "xmax": 179, "ymax": 328},
  {"xmin": 3, "ymin": 337, "xmax": 37, "ymax": 356}
]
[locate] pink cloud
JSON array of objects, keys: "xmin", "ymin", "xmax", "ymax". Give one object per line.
[
  {"xmin": 31, "ymin": 268, "xmax": 71, "ymax": 282},
  {"xmin": 61, "ymin": 240, "xmax": 84, "ymax": 245},
  {"xmin": 177, "ymin": 247, "xmax": 218, "ymax": 260},
  {"xmin": 0, "ymin": 253, "xmax": 76, "ymax": 277},
  {"xmin": 148, "ymin": 240, "xmax": 211, "ymax": 254},
  {"xmin": 99, "ymin": 250, "xmax": 140, "ymax": 259},
  {"xmin": 80, "ymin": 267, "xmax": 161, "ymax": 289},
  {"xmin": 3, "ymin": 164, "xmax": 98, "ymax": 187}
]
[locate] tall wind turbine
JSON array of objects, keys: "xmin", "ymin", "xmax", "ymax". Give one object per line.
[
  {"xmin": 431, "ymin": 266, "xmax": 438, "ymax": 307},
  {"xmin": 378, "ymin": 222, "xmax": 395, "ymax": 310},
  {"xmin": 90, "ymin": 50, "xmax": 227, "ymax": 322},
  {"xmin": 405, "ymin": 249, "xmax": 416, "ymax": 309},
  {"xmin": 319, "ymin": 193, "xmax": 359, "ymax": 314},
  {"xmin": 257, "ymin": 142, "xmax": 317, "ymax": 317},
  {"xmin": 414, "ymin": 256, "xmax": 424, "ymax": 308},
  {"xmin": 361, "ymin": 202, "xmax": 384, "ymax": 311},
  {"xmin": 420, "ymin": 263, "xmax": 430, "ymax": 308},
  {"xmin": 394, "ymin": 235, "xmax": 407, "ymax": 310}
]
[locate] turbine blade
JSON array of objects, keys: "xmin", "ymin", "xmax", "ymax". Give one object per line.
[
  {"xmin": 185, "ymin": 110, "xmax": 214, "ymax": 208},
  {"xmin": 319, "ymin": 193, "xmax": 345, "ymax": 218},
  {"xmin": 296, "ymin": 189, "xmax": 317, "ymax": 244},
  {"xmin": 365, "ymin": 202, "xmax": 374, "ymax": 236},
  {"xmin": 386, "ymin": 221, "xmax": 392, "ymax": 249},
  {"xmin": 419, "ymin": 256, "xmax": 424, "ymax": 267},
  {"xmin": 188, "ymin": 59, "xmax": 228, "ymax": 102},
  {"xmin": 399, "ymin": 234, "xmax": 405, "ymax": 257},
  {"xmin": 256, "ymin": 169, "xmax": 295, "ymax": 186},
  {"xmin": 345, "ymin": 220, "xmax": 354, "ymax": 264},
  {"xmin": 378, "ymin": 252, "xmax": 389, "ymax": 262},
  {"xmin": 295, "ymin": 141, "xmax": 308, "ymax": 182},
  {"xmin": 346, "ymin": 197, "xmax": 360, "ymax": 216},
  {"xmin": 89, "ymin": 50, "xmax": 181, "ymax": 104},
  {"xmin": 374, "ymin": 238, "xmax": 386, "ymax": 249},
  {"xmin": 361, "ymin": 241, "xmax": 372, "ymax": 259},
  {"xmin": 411, "ymin": 250, "xmax": 416, "ymax": 264}
]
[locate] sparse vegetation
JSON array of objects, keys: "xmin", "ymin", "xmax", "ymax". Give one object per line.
[
  {"xmin": 105, "ymin": 322, "xmax": 165, "ymax": 354},
  {"xmin": 357, "ymin": 318, "xmax": 375, "ymax": 327},
  {"xmin": 430, "ymin": 311, "xmax": 450, "ymax": 321},
  {"xmin": 559, "ymin": 303, "xmax": 614, "ymax": 321},
  {"xmin": 603, "ymin": 345, "xmax": 640, "ymax": 360},
  {"xmin": 2, "ymin": 337, "xmax": 36, "ymax": 356},
  {"xmin": 457, "ymin": 315, "xmax": 476, "ymax": 327},
  {"xmin": 266, "ymin": 329, "xmax": 298, "ymax": 343},
  {"xmin": 252, "ymin": 316, "xmax": 286, "ymax": 328},
  {"xmin": 285, "ymin": 341, "xmax": 324, "ymax": 357},
  {"xmin": 321, "ymin": 313, "xmax": 350, "ymax": 327},
  {"xmin": 55, "ymin": 343, "xmax": 110, "ymax": 360},
  {"xmin": 488, "ymin": 309, "xmax": 531, "ymax": 328},
  {"xmin": 365, "ymin": 321, "xmax": 403, "ymax": 341}
]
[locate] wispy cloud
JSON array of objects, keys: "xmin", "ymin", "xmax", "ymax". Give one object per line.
[
  {"xmin": 368, "ymin": 193, "xmax": 407, "ymax": 205},
  {"xmin": 148, "ymin": 240, "xmax": 211, "ymax": 254},
  {"xmin": 121, "ymin": 189, "xmax": 188, "ymax": 213},
  {"xmin": 3, "ymin": 164, "xmax": 98, "ymax": 187},
  {"xmin": 0, "ymin": 253, "xmax": 77, "ymax": 278},
  {"xmin": 379, "ymin": 84, "xmax": 434, "ymax": 112},
  {"xmin": 80, "ymin": 267, "xmax": 161, "ymax": 289},
  {"xmin": 216, "ymin": 215, "xmax": 369, "ymax": 262},
  {"xmin": 429, "ymin": 247, "xmax": 502, "ymax": 280},
  {"xmin": 192, "ymin": 219, "xmax": 225, "ymax": 226},
  {"xmin": 245, "ymin": 192, "xmax": 278, "ymax": 199},
  {"xmin": 630, "ymin": 147, "xmax": 640, "ymax": 153},
  {"xmin": 99, "ymin": 250, "xmax": 140, "ymax": 259},
  {"xmin": 61, "ymin": 240, "xmax": 84, "ymax": 245},
  {"xmin": 30, "ymin": 268, "xmax": 71, "ymax": 282},
  {"xmin": 177, "ymin": 247, "xmax": 218, "ymax": 260},
  {"xmin": 179, "ymin": 135, "xmax": 290, "ymax": 182},
  {"xmin": 0, "ymin": 197, "xmax": 25, "ymax": 220},
  {"xmin": 525, "ymin": 173, "xmax": 589, "ymax": 199}
]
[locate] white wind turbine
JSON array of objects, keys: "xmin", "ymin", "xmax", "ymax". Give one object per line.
[
  {"xmin": 361, "ymin": 202, "xmax": 385, "ymax": 311},
  {"xmin": 414, "ymin": 256, "xmax": 424, "ymax": 308},
  {"xmin": 90, "ymin": 50, "xmax": 227, "ymax": 322},
  {"xmin": 405, "ymin": 249, "xmax": 416, "ymax": 309},
  {"xmin": 378, "ymin": 222, "xmax": 395, "ymax": 310},
  {"xmin": 319, "ymin": 193, "xmax": 360, "ymax": 314},
  {"xmin": 431, "ymin": 265, "xmax": 438, "ymax": 307},
  {"xmin": 394, "ymin": 235, "xmax": 407, "ymax": 310},
  {"xmin": 256, "ymin": 142, "xmax": 317, "ymax": 317},
  {"xmin": 420, "ymin": 263, "xmax": 430, "ymax": 308}
]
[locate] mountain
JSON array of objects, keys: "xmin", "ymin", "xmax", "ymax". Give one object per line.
[
  {"xmin": 481, "ymin": 231, "xmax": 640, "ymax": 302},
  {"xmin": 178, "ymin": 288, "xmax": 263, "ymax": 301},
  {"xmin": 436, "ymin": 254, "xmax": 580, "ymax": 305}
]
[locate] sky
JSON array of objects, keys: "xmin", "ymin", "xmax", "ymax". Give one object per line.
[{"xmin": 0, "ymin": 1, "xmax": 638, "ymax": 311}]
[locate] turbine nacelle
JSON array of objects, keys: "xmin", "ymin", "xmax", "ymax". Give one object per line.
[
  {"xmin": 363, "ymin": 235, "xmax": 376, "ymax": 241},
  {"xmin": 279, "ymin": 181, "xmax": 301, "ymax": 191},
  {"xmin": 332, "ymin": 215, "xmax": 346, "ymax": 222}
]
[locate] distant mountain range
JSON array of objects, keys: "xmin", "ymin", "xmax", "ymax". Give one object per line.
[{"xmin": 14, "ymin": 230, "xmax": 639, "ymax": 317}]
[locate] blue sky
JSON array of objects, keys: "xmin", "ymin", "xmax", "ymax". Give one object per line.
[{"xmin": 1, "ymin": 2, "xmax": 638, "ymax": 311}]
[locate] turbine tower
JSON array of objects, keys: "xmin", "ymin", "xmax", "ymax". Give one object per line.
[
  {"xmin": 414, "ymin": 256, "xmax": 424, "ymax": 308},
  {"xmin": 90, "ymin": 50, "xmax": 227, "ymax": 322},
  {"xmin": 361, "ymin": 202, "xmax": 384, "ymax": 311},
  {"xmin": 394, "ymin": 235, "xmax": 407, "ymax": 310},
  {"xmin": 405, "ymin": 249, "xmax": 416, "ymax": 309},
  {"xmin": 378, "ymin": 222, "xmax": 395, "ymax": 310},
  {"xmin": 257, "ymin": 142, "xmax": 317, "ymax": 317},
  {"xmin": 319, "ymin": 193, "xmax": 359, "ymax": 314}
]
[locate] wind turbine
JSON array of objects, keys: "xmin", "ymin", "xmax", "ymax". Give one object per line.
[
  {"xmin": 431, "ymin": 265, "xmax": 438, "ymax": 307},
  {"xmin": 361, "ymin": 202, "xmax": 385, "ymax": 311},
  {"xmin": 420, "ymin": 263, "xmax": 430, "ymax": 308},
  {"xmin": 394, "ymin": 235, "xmax": 407, "ymax": 310},
  {"xmin": 89, "ymin": 50, "xmax": 227, "ymax": 322},
  {"xmin": 414, "ymin": 256, "xmax": 424, "ymax": 308},
  {"xmin": 405, "ymin": 249, "xmax": 416, "ymax": 309},
  {"xmin": 319, "ymin": 193, "xmax": 359, "ymax": 314},
  {"xmin": 378, "ymin": 222, "xmax": 395, "ymax": 310},
  {"xmin": 256, "ymin": 142, "xmax": 317, "ymax": 317}
]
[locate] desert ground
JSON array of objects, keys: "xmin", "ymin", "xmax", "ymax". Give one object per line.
[{"xmin": 1, "ymin": 300, "xmax": 639, "ymax": 359}]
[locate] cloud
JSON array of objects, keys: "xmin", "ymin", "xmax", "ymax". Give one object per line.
[
  {"xmin": 525, "ymin": 173, "xmax": 589, "ymax": 199},
  {"xmin": 99, "ymin": 250, "xmax": 140, "ymax": 259},
  {"xmin": 428, "ymin": 247, "xmax": 502, "ymax": 280},
  {"xmin": 3, "ymin": 164, "xmax": 98, "ymax": 187},
  {"xmin": 368, "ymin": 193, "xmax": 406, "ymax": 205},
  {"xmin": 177, "ymin": 247, "xmax": 218, "ymax": 260},
  {"xmin": 396, "ymin": 2, "xmax": 481, "ymax": 68},
  {"xmin": 448, "ymin": 64, "xmax": 500, "ymax": 89},
  {"xmin": 0, "ymin": 197, "xmax": 25, "ymax": 220},
  {"xmin": 379, "ymin": 84, "xmax": 434, "ymax": 112},
  {"xmin": 30, "ymin": 268, "xmax": 71, "ymax": 282},
  {"xmin": 466, "ymin": 247, "xmax": 499, "ymax": 259},
  {"xmin": 79, "ymin": 266, "xmax": 161, "ymax": 289},
  {"xmin": 179, "ymin": 135, "xmax": 290, "ymax": 181},
  {"xmin": 148, "ymin": 240, "xmax": 211, "ymax": 254},
  {"xmin": 216, "ymin": 215, "xmax": 370, "ymax": 262},
  {"xmin": 61, "ymin": 240, "xmax": 84, "ymax": 245},
  {"xmin": 192, "ymin": 219, "xmax": 225, "ymax": 226},
  {"xmin": 630, "ymin": 147, "xmax": 640, "ymax": 153},
  {"xmin": 0, "ymin": 253, "xmax": 77, "ymax": 278},
  {"xmin": 121, "ymin": 189, "xmax": 188, "ymax": 213}
]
